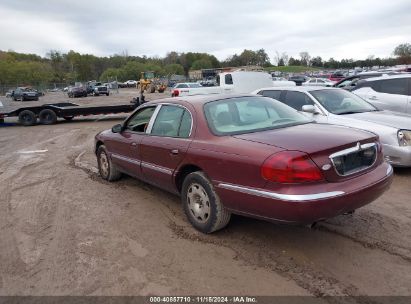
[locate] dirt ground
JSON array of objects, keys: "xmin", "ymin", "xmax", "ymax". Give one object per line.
[{"xmin": 0, "ymin": 89, "xmax": 410, "ymax": 301}]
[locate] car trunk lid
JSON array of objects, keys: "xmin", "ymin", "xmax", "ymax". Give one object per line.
[{"xmin": 233, "ymin": 123, "xmax": 380, "ymax": 182}]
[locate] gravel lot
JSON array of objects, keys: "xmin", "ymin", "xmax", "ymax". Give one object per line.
[{"xmin": 0, "ymin": 89, "xmax": 410, "ymax": 300}]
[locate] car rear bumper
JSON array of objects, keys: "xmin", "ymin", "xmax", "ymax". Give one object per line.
[{"xmin": 216, "ymin": 162, "xmax": 393, "ymax": 224}]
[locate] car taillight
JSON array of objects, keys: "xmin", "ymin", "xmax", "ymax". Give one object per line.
[
  {"xmin": 261, "ymin": 151, "xmax": 323, "ymax": 183},
  {"xmin": 173, "ymin": 89, "xmax": 179, "ymax": 97}
]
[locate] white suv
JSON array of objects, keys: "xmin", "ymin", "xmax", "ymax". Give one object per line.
[{"xmin": 352, "ymin": 74, "xmax": 411, "ymax": 114}]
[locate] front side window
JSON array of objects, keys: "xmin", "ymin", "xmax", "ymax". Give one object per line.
[
  {"xmin": 283, "ymin": 91, "xmax": 314, "ymax": 111},
  {"xmin": 151, "ymin": 105, "xmax": 192, "ymax": 138},
  {"xmin": 309, "ymin": 89, "xmax": 377, "ymax": 114},
  {"xmin": 125, "ymin": 106, "xmax": 156, "ymax": 132},
  {"xmin": 204, "ymin": 97, "xmax": 311, "ymax": 136}
]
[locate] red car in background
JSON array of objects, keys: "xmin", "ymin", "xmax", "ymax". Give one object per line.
[
  {"xmin": 328, "ymin": 72, "xmax": 345, "ymax": 82},
  {"xmin": 95, "ymin": 94, "xmax": 393, "ymax": 233}
]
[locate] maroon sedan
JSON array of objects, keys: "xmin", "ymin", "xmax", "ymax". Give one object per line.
[{"xmin": 95, "ymin": 94, "xmax": 393, "ymax": 233}]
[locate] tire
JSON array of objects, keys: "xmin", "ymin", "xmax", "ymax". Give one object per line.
[
  {"xmin": 18, "ymin": 110, "xmax": 37, "ymax": 126},
  {"xmin": 97, "ymin": 145, "xmax": 122, "ymax": 181},
  {"xmin": 63, "ymin": 116, "xmax": 74, "ymax": 121},
  {"xmin": 39, "ymin": 109, "xmax": 57, "ymax": 125},
  {"xmin": 34, "ymin": 97, "xmax": 39, "ymax": 101},
  {"xmin": 13, "ymin": 96, "xmax": 17, "ymax": 101},
  {"xmin": 181, "ymin": 171, "xmax": 231, "ymax": 233},
  {"xmin": 106, "ymin": 93, "xmax": 109, "ymax": 96},
  {"xmin": 21, "ymin": 95, "xmax": 25, "ymax": 101}
]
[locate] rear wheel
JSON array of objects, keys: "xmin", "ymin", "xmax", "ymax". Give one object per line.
[
  {"xmin": 39, "ymin": 109, "xmax": 57, "ymax": 125},
  {"xmin": 97, "ymin": 145, "xmax": 122, "ymax": 181},
  {"xmin": 182, "ymin": 171, "xmax": 231, "ymax": 233},
  {"xmin": 18, "ymin": 110, "xmax": 37, "ymax": 126}
]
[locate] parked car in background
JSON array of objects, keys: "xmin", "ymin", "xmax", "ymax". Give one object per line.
[
  {"xmin": 95, "ymin": 94, "xmax": 393, "ymax": 233},
  {"xmin": 68, "ymin": 86, "xmax": 87, "ymax": 98},
  {"xmin": 253, "ymin": 86, "xmax": 411, "ymax": 167},
  {"xmin": 351, "ymin": 74, "xmax": 411, "ymax": 114},
  {"xmin": 288, "ymin": 75, "xmax": 308, "ymax": 86},
  {"xmin": 329, "ymin": 72, "xmax": 346, "ymax": 82},
  {"xmin": 12, "ymin": 87, "xmax": 40, "ymax": 101},
  {"xmin": 333, "ymin": 72, "xmax": 398, "ymax": 91},
  {"xmin": 124, "ymin": 80, "xmax": 137, "ymax": 87},
  {"xmin": 93, "ymin": 85, "xmax": 109, "ymax": 96},
  {"xmin": 302, "ymin": 78, "xmax": 335, "ymax": 87}
]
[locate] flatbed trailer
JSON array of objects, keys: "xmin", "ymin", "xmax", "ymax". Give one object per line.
[{"xmin": 0, "ymin": 101, "xmax": 140, "ymax": 126}]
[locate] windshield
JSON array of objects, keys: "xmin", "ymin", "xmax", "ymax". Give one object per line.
[
  {"xmin": 309, "ymin": 89, "xmax": 378, "ymax": 114},
  {"xmin": 204, "ymin": 96, "xmax": 312, "ymax": 136}
]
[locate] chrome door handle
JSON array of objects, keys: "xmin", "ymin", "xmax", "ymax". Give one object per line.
[
  {"xmin": 170, "ymin": 149, "xmax": 179, "ymax": 155},
  {"xmin": 131, "ymin": 142, "xmax": 137, "ymax": 146}
]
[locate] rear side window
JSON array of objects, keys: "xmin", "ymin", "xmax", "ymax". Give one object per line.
[
  {"xmin": 151, "ymin": 105, "xmax": 192, "ymax": 138},
  {"xmin": 372, "ymin": 79, "xmax": 408, "ymax": 95},
  {"xmin": 260, "ymin": 90, "xmax": 282, "ymax": 100},
  {"xmin": 283, "ymin": 91, "xmax": 314, "ymax": 111}
]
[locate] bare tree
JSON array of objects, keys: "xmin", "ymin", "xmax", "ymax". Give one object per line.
[{"xmin": 299, "ymin": 51, "xmax": 311, "ymax": 66}]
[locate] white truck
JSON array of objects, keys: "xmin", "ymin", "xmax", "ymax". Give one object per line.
[{"xmin": 171, "ymin": 71, "xmax": 274, "ymax": 97}]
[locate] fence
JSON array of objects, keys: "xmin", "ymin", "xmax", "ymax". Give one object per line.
[{"xmin": 0, "ymin": 82, "xmax": 71, "ymax": 96}]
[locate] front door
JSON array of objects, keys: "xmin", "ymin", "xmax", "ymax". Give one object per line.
[
  {"xmin": 140, "ymin": 104, "xmax": 193, "ymax": 193},
  {"xmin": 108, "ymin": 106, "xmax": 157, "ymax": 178}
]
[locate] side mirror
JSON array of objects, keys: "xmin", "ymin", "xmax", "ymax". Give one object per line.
[
  {"xmin": 112, "ymin": 123, "xmax": 123, "ymax": 133},
  {"xmin": 302, "ymin": 105, "xmax": 319, "ymax": 114}
]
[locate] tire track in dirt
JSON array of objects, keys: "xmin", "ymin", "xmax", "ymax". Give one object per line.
[{"xmin": 317, "ymin": 210, "xmax": 411, "ymax": 263}]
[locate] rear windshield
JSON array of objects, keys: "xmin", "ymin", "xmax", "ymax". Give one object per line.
[{"xmin": 204, "ymin": 96, "xmax": 312, "ymax": 136}]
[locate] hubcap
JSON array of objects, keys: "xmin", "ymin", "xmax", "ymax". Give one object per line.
[
  {"xmin": 99, "ymin": 152, "xmax": 109, "ymax": 177},
  {"xmin": 187, "ymin": 183, "xmax": 210, "ymax": 223}
]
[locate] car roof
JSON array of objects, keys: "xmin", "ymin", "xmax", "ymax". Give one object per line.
[
  {"xmin": 361, "ymin": 73, "xmax": 411, "ymax": 82},
  {"xmin": 148, "ymin": 94, "xmax": 262, "ymax": 105},
  {"xmin": 252, "ymin": 86, "xmax": 338, "ymax": 93}
]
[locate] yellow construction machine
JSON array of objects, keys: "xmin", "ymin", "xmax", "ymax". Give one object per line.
[{"xmin": 137, "ymin": 71, "xmax": 166, "ymax": 94}]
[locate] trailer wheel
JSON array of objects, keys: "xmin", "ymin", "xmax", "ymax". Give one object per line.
[
  {"xmin": 63, "ymin": 116, "xmax": 74, "ymax": 121},
  {"xmin": 18, "ymin": 110, "xmax": 37, "ymax": 126},
  {"xmin": 39, "ymin": 109, "xmax": 57, "ymax": 125}
]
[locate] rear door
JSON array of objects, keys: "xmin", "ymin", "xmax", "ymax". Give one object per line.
[
  {"xmin": 366, "ymin": 78, "xmax": 409, "ymax": 113},
  {"xmin": 140, "ymin": 104, "xmax": 193, "ymax": 193}
]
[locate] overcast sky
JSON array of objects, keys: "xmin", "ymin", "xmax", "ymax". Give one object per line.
[{"xmin": 0, "ymin": 0, "xmax": 410, "ymax": 62}]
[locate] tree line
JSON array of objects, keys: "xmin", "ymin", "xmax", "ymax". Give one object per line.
[{"xmin": 0, "ymin": 43, "xmax": 410, "ymax": 86}]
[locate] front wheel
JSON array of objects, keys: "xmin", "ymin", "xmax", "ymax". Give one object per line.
[
  {"xmin": 97, "ymin": 145, "xmax": 122, "ymax": 181},
  {"xmin": 181, "ymin": 171, "xmax": 231, "ymax": 233}
]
